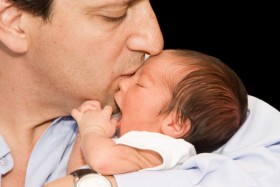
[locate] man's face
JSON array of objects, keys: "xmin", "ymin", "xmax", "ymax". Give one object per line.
[{"xmin": 24, "ymin": 0, "xmax": 163, "ymax": 112}]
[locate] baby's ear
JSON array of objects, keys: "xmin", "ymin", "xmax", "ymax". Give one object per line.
[
  {"xmin": 161, "ymin": 112, "xmax": 191, "ymax": 138},
  {"xmin": 0, "ymin": 1, "xmax": 28, "ymax": 53}
]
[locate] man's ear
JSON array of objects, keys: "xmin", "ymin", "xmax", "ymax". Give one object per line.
[
  {"xmin": 0, "ymin": 0, "xmax": 28, "ymax": 53},
  {"xmin": 161, "ymin": 113, "xmax": 191, "ymax": 138}
]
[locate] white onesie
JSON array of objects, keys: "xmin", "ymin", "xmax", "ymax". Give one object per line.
[{"xmin": 115, "ymin": 131, "xmax": 196, "ymax": 171}]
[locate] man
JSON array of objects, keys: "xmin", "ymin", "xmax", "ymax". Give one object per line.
[
  {"xmin": 0, "ymin": 0, "xmax": 163, "ymax": 186},
  {"xmin": 1, "ymin": 0, "xmax": 280, "ymax": 187}
]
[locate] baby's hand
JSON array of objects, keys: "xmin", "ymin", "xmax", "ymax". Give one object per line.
[{"xmin": 71, "ymin": 100, "xmax": 117, "ymax": 138}]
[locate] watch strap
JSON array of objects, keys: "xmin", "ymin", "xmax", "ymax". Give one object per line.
[
  {"xmin": 71, "ymin": 168, "xmax": 97, "ymax": 178},
  {"xmin": 70, "ymin": 168, "xmax": 97, "ymax": 186}
]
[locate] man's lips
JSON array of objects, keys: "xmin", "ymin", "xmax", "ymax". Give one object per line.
[
  {"xmin": 121, "ymin": 59, "xmax": 144, "ymax": 77},
  {"xmin": 121, "ymin": 70, "xmax": 136, "ymax": 77}
]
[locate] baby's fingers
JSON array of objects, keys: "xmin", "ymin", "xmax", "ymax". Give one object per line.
[
  {"xmin": 103, "ymin": 105, "xmax": 113, "ymax": 116},
  {"xmin": 71, "ymin": 109, "xmax": 83, "ymax": 122},
  {"xmin": 79, "ymin": 100, "xmax": 101, "ymax": 113},
  {"xmin": 110, "ymin": 117, "xmax": 118, "ymax": 129}
]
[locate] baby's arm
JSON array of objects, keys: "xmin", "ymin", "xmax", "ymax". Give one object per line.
[{"xmin": 71, "ymin": 100, "xmax": 162, "ymax": 175}]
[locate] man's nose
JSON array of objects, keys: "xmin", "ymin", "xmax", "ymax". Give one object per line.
[{"xmin": 126, "ymin": 1, "xmax": 164, "ymax": 56}]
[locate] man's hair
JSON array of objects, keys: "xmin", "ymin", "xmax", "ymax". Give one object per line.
[
  {"xmin": 163, "ymin": 49, "xmax": 248, "ymax": 153},
  {"xmin": 9, "ymin": 0, "xmax": 53, "ymax": 20}
]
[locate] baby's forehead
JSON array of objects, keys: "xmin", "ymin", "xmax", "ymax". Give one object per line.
[{"xmin": 144, "ymin": 52, "xmax": 193, "ymax": 81}]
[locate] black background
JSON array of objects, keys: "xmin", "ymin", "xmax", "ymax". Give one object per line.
[{"xmin": 151, "ymin": 1, "xmax": 279, "ymax": 110}]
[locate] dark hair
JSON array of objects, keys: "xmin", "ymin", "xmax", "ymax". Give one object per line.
[
  {"xmin": 9, "ymin": 0, "xmax": 53, "ymax": 20},
  {"xmin": 163, "ymin": 49, "xmax": 248, "ymax": 153}
]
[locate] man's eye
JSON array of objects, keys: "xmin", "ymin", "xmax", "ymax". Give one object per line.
[{"xmin": 103, "ymin": 14, "xmax": 126, "ymax": 23}]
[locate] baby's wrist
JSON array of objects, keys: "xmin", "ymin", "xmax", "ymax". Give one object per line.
[{"xmin": 79, "ymin": 125, "xmax": 107, "ymax": 137}]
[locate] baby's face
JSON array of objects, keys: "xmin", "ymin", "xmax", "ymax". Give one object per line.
[{"xmin": 114, "ymin": 51, "xmax": 182, "ymax": 136}]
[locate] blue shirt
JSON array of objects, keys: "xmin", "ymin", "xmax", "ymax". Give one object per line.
[
  {"xmin": 1, "ymin": 95, "xmax": 280, "ymax": 187},
  {"xmin": 0, "ymin": 117, "xmax": 77, "ymax": 186}
]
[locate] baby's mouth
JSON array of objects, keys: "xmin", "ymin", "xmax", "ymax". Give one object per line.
[
  {"xmin": 112, "ymin": 112, "xmax": 121, "ymax": 120},
  {"xmin": 113, "ymin": 98, "xmax": 123, "ymax": 128},
  {"xmin": 112, "ymin": 112, "xmax": 122, "ymax": 128}
]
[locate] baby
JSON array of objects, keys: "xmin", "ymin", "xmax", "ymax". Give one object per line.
[{"xmin": 69, "ymin": 49, "xmax": 248, "ymax": 175}]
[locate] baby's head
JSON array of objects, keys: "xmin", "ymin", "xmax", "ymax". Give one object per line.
[
  {"xmin": 159, "ymin": 49, "xmax": 248, "ymax": 153},
  {"xmin": 115, "ymin": 49, "xmax": 248, "ymax": 153}
]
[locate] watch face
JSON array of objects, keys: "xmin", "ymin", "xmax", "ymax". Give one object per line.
[{"xmin": 77, "ymin": 174, "xmax": 111, "ymax": 187}]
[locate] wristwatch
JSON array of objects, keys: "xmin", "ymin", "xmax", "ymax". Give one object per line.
[{"xmin": 70, "ymin": 168, "xmax": 112, "ymax": 187}]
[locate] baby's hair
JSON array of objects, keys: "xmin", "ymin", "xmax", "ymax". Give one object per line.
[{"xmin": 162, "ymin": 49, "xmax": 248, "ymax": 153}]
